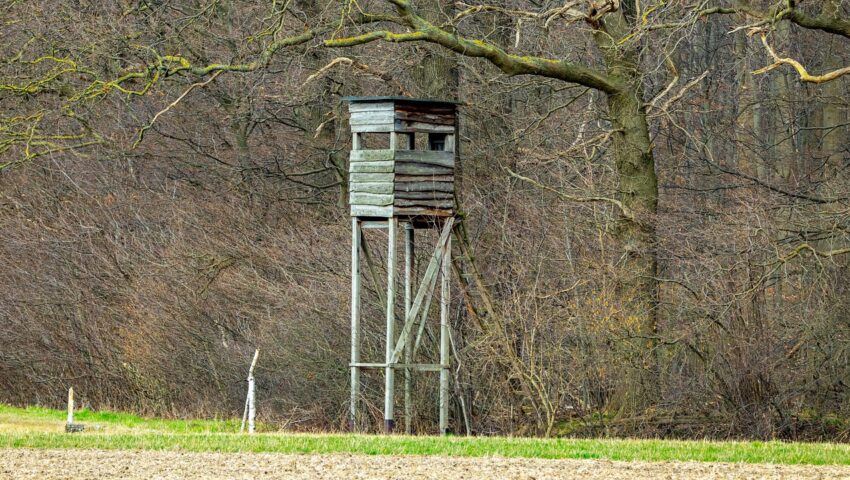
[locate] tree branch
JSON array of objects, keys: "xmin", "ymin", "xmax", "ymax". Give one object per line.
[
  {"xmin": 325, "ymin": 0, "xmax": 624, "ymax": 93},
  {"xmin": 752, "ymin": 32, "xmax": 850, "ymax": 84},
  {"xmin": 506, "ymin": 168, "xmax": 636, "ymax": 221}
]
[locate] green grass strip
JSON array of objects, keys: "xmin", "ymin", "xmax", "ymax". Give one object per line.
[{"xmin": 1, "ymin": 405, "xmax": 849, "ymax": 465}]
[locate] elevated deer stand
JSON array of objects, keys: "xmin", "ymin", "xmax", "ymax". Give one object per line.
[{"xmin": 346, "ymin": 96, "xmax": 458, "ymax": 435}]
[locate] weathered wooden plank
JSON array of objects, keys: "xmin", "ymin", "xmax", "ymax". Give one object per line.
[
  {"xmin": 350, "ymin": 150, "xmax": 394, "ymax": 162},
  {"xmin": 394, "ymin": 199, "xmax": 454, "ymax": 208},
  {"xmin": 394, "ymin": 150, "xmax": 454, "ymax": 167},
  {"xmin": 351, "ymin": 182, "xmax": 394, "ymax": 194},
  {"xmin": 395, "ymin": 181, "xmax": 454, "ymax": 193},
  {"xmin": 395, "ymin": 162, "xmax": 453, "ymax": 176},
  {"xmin": 395, "ymin": 191, "xmax": 454, "ymax": 200},
  {"xmin": 350, "ymin": 111, "xmax": 396, "ymax": 125},
  {"xmin": 395, "ymin": 103, "xmax": 456, "ymax": 115},
  {"xmin": 350, "ymin": 172, "xmax": 393, "ymax": 183},
  {"xmin": 394, "ymin": 207, "xmax": 454, "ymax": 217},
  {"xmin": 395, "ymin": 111, "xmax": 455, "ymax": 126},
  {"xmin": 352, "ymin": 205, "xmax": 393, "ymax": 217},
  {"xmin": 395, "ymin": 174, "xmax": 454, "ymax": 183},
  {"xmin": 349, "ymin": 102, "xmax": 395, "ymax": 113},
  {"xmin": 351, "ymin": 192, "xmax": 394, "ymax": 206},
  {"xmin": 350, "ymin": 161, "xmax": 394, "ymax": 173},
  {"xmin": 351, "ymin": 123, "xmax": 395, "ymax": 133},
  {"xmin": 444, "ymin": 134, "xmax": 455, "ymax": 152},
  {"xmin": 395, "ymin": 121, "xmax": 456, "ymax": 134}
]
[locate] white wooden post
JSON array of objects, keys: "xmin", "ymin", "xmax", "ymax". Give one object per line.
[
  {"xmin": 350, "ymin": 218, "xmax": 362, "ymax": 431},
  {"xmin": 384, "ymin": 217, "xmax": 398, "ymax": 433},
  {"xmin": 67, "ymin": 387, "xmax": 74, "ymax": 425},
  {"xmin": 439, "ymin": 234, "xmax": 451, "ymax": 435},
  {"xmin": 248, "ymin": 375, "xmax": 256, "ymax": 434},
  {"xmin": 241, "ymin": 349, "xmax": 259, "ymax": 434},
  {"xmin": 403, "ymin": 223, "xmax": 414, "ymax": 434}
]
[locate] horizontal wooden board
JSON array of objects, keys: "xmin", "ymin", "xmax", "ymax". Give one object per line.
[
  {"xmin": 394, "ymin": 207, "xmax": 454, "ymax": 217},
  {"xmin": 395, "ymin": 181, "xmax": 453, "ymax": 193},
  {"xmin": 351, "ymin": 192, "xmax": 394, "ymax": 206},
  {"xmin": 350, "ymin": 111, "xmax": 396, "ymax": 125},
  {"xmin": 395, "ymin": 162, "xmax": 453, "ymax": 176},
  {"xmin": 350, "ymin": 172, "xmax": 393, "ymax": 183},
  {"xmin": 349, "ymin": 102, "xmax": 395, "ymax": 113},
  {"xmin": 394, "ymin": 199, "xmax": 454, "ymax": 209},
  {"xmin": 395, "ymin": 103, "xmax": 456, "ymax": 115},
  {"xmin": 394, "ymin": 150, "xmax": 454, "ymax": 167},
  {"xmin": 350, "ymin": 161, "xmax": 394, "ymax": 173},
  {"xmin": 351, "ymin": 123, "xmax": 395, "ymax": 133},
  {"xmin": 395, "ymin": 191, "xmax": 454, "ymax": 201},
  {"xmin": 352, "ymin": 205, "xmax": 393, "ymax": 217},
  {"xmin": 395, "ymin": 121, "xmax": 456, "ymax": 134},
  {"xmin": 350, "ymin": 182, "xmax": 394, "ymax": 194},
  {"xmin": 350, "ymin": 150, "xmax": 394, "ymax": 162},
  {"xmin": 395, "ymin": 111, "xmax": 455, "ymax": 126},
  {"xmin": 395, "ymin": 174, "xmax": 454, "ymax": 183}
]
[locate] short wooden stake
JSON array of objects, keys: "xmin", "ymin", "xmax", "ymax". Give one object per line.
[
  {"xmin": 241, "ymin": 349, "xmax": 260, "ymax": 434},
  {"xmin": 67, "ymin": 387, "xmax": 74, "ymax": 425},
  {"xmin": 65, "ymin": 387, "xmax": 84, "ymax": 433}
]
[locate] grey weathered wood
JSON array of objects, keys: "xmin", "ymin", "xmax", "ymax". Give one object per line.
[
  {"xmin": 395, "ymin": 163, "xmax": 453, "ymax": 176},
  {"xmin": 350, "ymin": 219, "xmax": 362, "ymax": 431},
  {"xmin": 351, "ymin": 123, "xmax": 395, "ymax": 133},
  {"xmin": 352, "ymin": 133, "xmax": 361, "ymax": 150},
  {"xmin": 351, "ymin": 182, "xmax": 394, "ymax": 194},
  {"xmin": 350, "ymin": 150, "xmax": 394, "ymax": 162},
  {"xmin": 362, "ymin": 220, "xmax": 389, "ymax": 229},
  {"xmin": 395, "ymin": 111, "xmax": 455, "ymax": 125},
  {"xmin": 350, "ymin": 111, "xmax": 396, "ymax": 125},
  {"xmin": 349, "ymin": 102, "xmax": 395, "ymax": 113},
  {"xmin": 349, "ymin": 172, "xmax": 393, "ymax": 183},
  {"xmin": 439, "ymin": 234, "xmax": 451, "ymax": 435},
  {"xmin": 384, "ymin": 217, "xmax": 398, "ymax": 433},
  {"xmin": 351, "ymin": 205, "xmax": 393, "ymax": 217},
  {"xmin": 350, "ymin": 161, "xmax": 394, "ymax": 173},
  {"xmin": 395, "ymin": 174, "xmax": 454, "ymax": 183},
  {"xmin": 351, "ymin": 193, "xmax": 393, "ymax": 206},
  {"xmin": 394, "ymin": 150, "xmax": 454, "ymax": 167},
  {"xmin": 389, "ymin": 218, "xmax": 454, "ymax": 364},
  {"xmin": 395, "ymin": 182, "xmax": 454, "ymax": 193},
  {"xmin": 394, "ymin": 207, "xmax": 454, "ymax": 217},
  {"xmin": 403, "ymin": 224, "xmax": 414, "ymax": 435},
  {"xmin": 395, "ymin": 191, "xmax": 454, "ymax": 201},
  {"xmin": 396, "ymin": 121, "xmax": 456, "ymax": 133},
  {"xmin": 394, "ymin": 199, "xmax": 454, "ymax": 208},
  {"xmin": 444, "ymin": 134, "xmax": 455, "ymax": 152}
]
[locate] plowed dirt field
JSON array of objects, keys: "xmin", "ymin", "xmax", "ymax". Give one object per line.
[{"xmin": 2, "ymin": 448, "xmax": 849, "ymax": 479}]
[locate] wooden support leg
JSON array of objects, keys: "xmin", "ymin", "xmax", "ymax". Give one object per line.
[
  {"xmin": 350, "ymin": 218, "xmax": 361, "ymax": 432},
  {"xmin": 403, "ymin": 223, "xmax": 414, "ymax": 434},
  {"xmin": 384, "ymin": 217, "xmax": 398, "ymax": 433},
  {"xmin": 439, "ymin": 233, "xmax": 451, "ymax": 435}
]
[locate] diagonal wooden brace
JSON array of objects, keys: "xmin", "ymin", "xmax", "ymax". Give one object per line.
[{"xmin": 389, "ymin": 217, "xmax": 454, "ymax": 364}]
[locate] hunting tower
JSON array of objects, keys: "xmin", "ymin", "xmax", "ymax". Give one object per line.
[{"xmin": 345, "ymin": 96, "xmax": 458, "ymax": 434}]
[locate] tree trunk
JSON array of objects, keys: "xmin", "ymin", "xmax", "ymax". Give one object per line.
[{"xmin": 594, "ymin": 7, "xmax": 660, "ymax": 415}]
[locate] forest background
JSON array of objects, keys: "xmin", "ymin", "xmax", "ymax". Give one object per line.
[{"xmin": 1, "ymin": 0, "xmax": 849, "ymax": 441}]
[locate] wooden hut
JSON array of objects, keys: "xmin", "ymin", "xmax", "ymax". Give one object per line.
[{"xmin": 344, "ymin": 96, "xmax": 457, "ymax": 219}]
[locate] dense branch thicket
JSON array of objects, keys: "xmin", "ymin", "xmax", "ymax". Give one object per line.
[{"xmin": 1, "ymin": 0, "xmax": 849, "ymax": 440}]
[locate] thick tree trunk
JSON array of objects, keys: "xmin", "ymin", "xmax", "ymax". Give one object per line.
[{"xmin": 594, "ymin": 7, "xmax": 660, "ymax": 415}]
